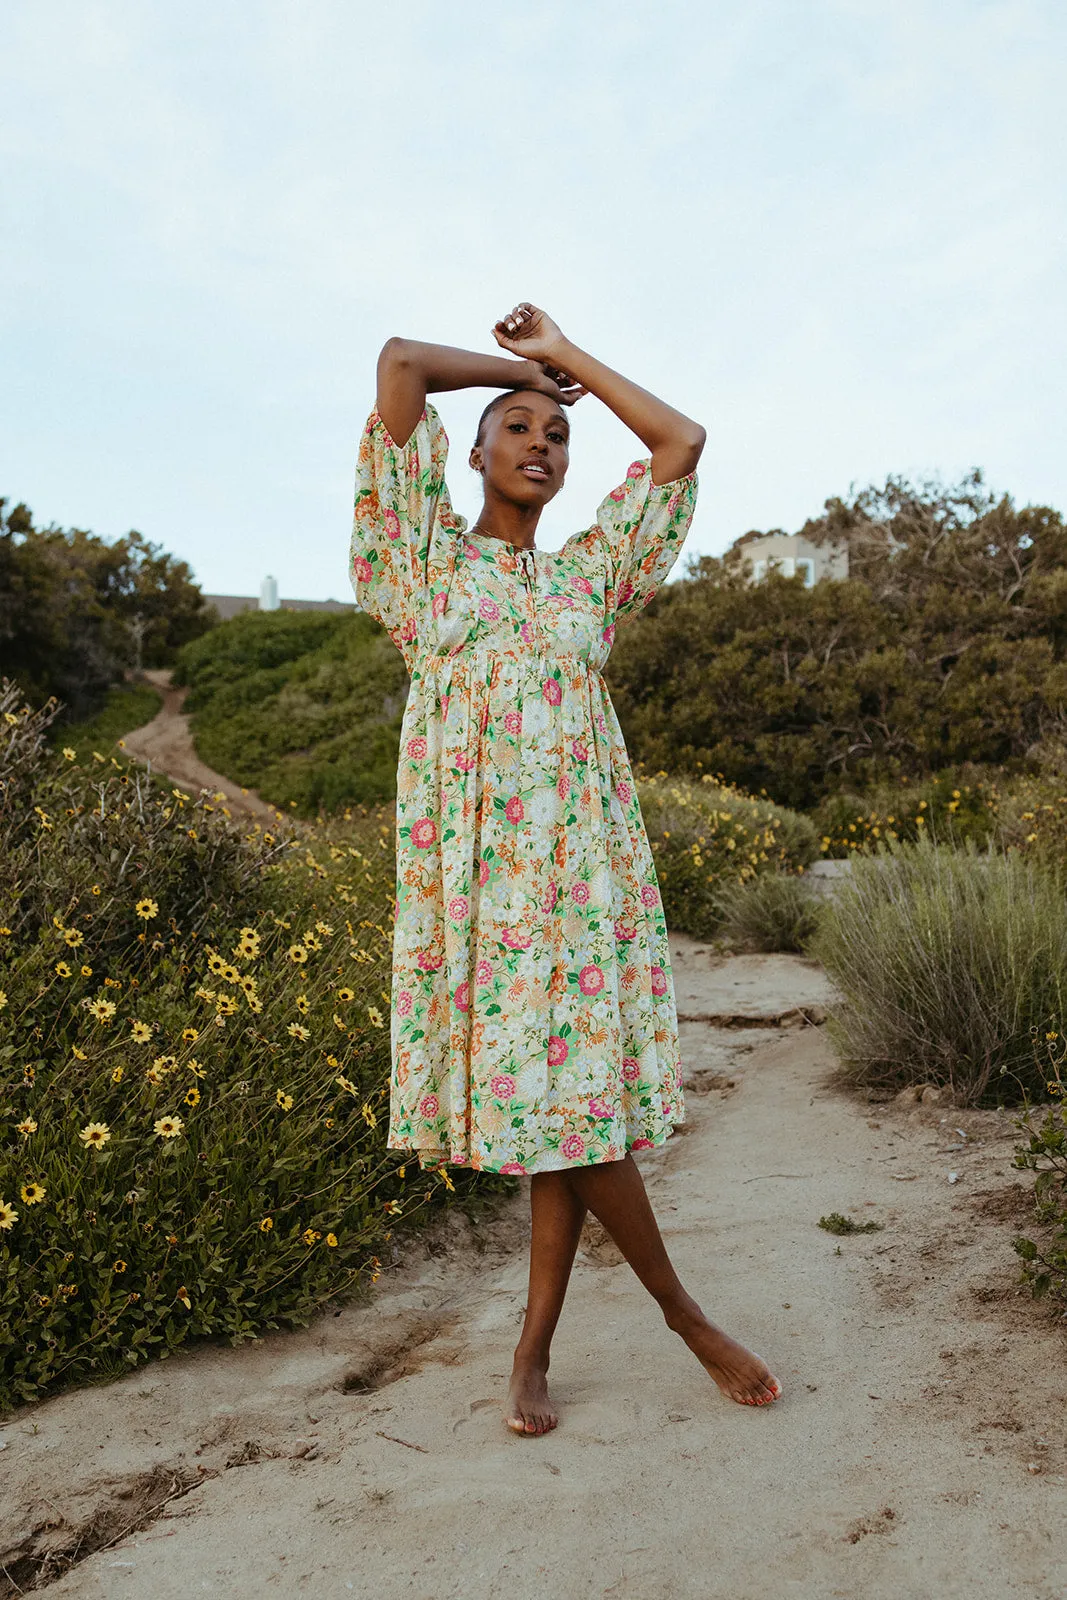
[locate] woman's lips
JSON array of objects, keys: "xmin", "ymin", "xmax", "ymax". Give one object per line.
[{"xmin": 519, "ymin": 461, "xmax": 551, "ymax": 480}]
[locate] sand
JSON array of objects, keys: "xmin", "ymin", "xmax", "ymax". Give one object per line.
[{"xmin": 3, "ymin": 939, "xmax": 1065, "ymax": 1599}]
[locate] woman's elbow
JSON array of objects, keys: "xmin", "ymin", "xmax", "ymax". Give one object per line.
[{"xmin": 377, "ymin": 336, "xmax": 414, "ymax": 373}]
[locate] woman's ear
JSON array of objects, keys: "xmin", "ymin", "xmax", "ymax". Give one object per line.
[{"xmin": 469, "ymin": 446, "xmax": 484, "ymax": 474}]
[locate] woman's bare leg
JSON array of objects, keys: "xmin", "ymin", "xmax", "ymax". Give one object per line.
[
  {"xmin": 568, "ymin": 1154, "xmax": 781, "ymax": 1406},
  {"xmin": 505, "ymin": 1171, "xmax": 587, "ymax": 1435}
]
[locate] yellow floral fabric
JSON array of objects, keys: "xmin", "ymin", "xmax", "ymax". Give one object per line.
[{"xmin": 351, "ymin": 403, "xmax": 698, "ymax": 1174}]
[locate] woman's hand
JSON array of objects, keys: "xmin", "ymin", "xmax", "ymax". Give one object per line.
[
  {"xmin": 516, "ymin": 358, "xmax": 588, "ymax": 408},
  {"xmin": 492, "ymin": 303, "xmax": 568, "ymax": 365}
]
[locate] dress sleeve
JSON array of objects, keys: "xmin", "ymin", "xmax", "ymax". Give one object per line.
[
  {"xmin": 349, "ymin": 402, "xmax": 462, "ymax": 656},
  {"xmin": 594, "ymin": 458, "xmax": 698, "ymax": 626}
]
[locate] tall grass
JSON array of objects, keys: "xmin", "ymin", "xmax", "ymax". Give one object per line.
[
  {"xmin": 811, "ymin": 838, "xmax": 1067, "ymax": 1104},
  {"xmin": 716, "ymin": 872, "xmax": 823, "ymax": 953}
]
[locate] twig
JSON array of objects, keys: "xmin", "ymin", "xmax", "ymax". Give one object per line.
[
  {"xmin": 375, "ymin": 1430, "xmax": 429, "ymax": 1453},
  {"xmin": 741, "ymin": 1173, "xmax": 812, "ymax": 1183}
]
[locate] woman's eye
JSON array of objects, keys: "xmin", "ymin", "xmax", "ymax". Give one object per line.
[{"xmin": 508, "ymin": 423, "xmax": 527, "ymax": 433}]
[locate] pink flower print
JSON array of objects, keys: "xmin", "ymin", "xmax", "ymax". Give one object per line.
[
  {"xmin": 571, "ymin": 738, "xmax": 588, "ymax": 763},
  {"xmin": 441, "ymin": 693, "xmax": 450, "ymax": 719},
  {"xmin": 542, "ymin": 677, "xmax": 562, "ymax": 706},
  {"xmin": 668, "ymin": 492, "xmax": 682, "ymax": 514},
  {"xmin": 561, "ymin": 1133, "xmax": 586, "ymax": 1162},
  {"xmin": 478, "ymin": 597, "xmax": 500, "ymax": 622},
  {"xmin": 352, "ymin": 555, "xmax": 373, "ymax": 583},
  {"xmin": 640, "ymin": 884, "xmax": 658, "ymax": 907},
  {"xmin": 621, "ymin": 1056, "xmax": 640, "ymax": 1082},
  {"xmin": 406, "ymin": 736, "xmax": 427, "ymax": 759},
  {"xmin": 490, "ymin": 1073, "xmax": 516, "ymax": 1100},
  {"xmin": 392, "ymin": 897, "xmax": 399, "ymax": 921},
  {"xmin": 596, "ymin": 714, "xmax": 607, "ymax": 735},
  {"xmin": 542, "ymin": 881, "xmax": 558, "ymax": 914},
  {"xmin": 578, "ymin": 964, "xmax": 605, "ymax": 996},
  {"xmin": 411, "ymin": 817, "xmax": 437, "ymax": 849},
  {"xmin": 477, "ymin": 859, "xmax": 490, "ymax": 887},
  {"xmin": 383, "ymin": 508, "xmax": 402, "ymax": 542},
  {"xmin": 402, "ymin": 616, "xmax": 417, "ymax": 643},
  {"xmin": 626, "ymin": 461, "xmax": 647, "ymax": 481},
  {"xmin": 432, "ymin": 590, "xmax": 448, "ymax": 617},
  {"xmin": 502, "ymin": 928, "xmax": 532, "ymax": 950},
  {"xmin": 650, "ymin": 965, "xmax": 668, "ymax": 997},
  {"xmin": 556, "ymin": 773, "xmax": 570, "ymax": 801},
  {"xmin": 416, "ymin": 948, "xmax": 443, "ymax": 971},
  {"xmin": 475, "ymin": 958, "xmax": 493, "ymax": 983},
  {"xmin": 504, "ymin": 711, "xmax": 522, "ymax": 735},
  {"xmin": 615, "ymin": 779, "xmax": 631, "ymax": 804},
  {"xmin": 631, "ymin": 1137, "xmax": 654, "ymax": 1151},
  {"xmin": 570, "ymin": 575, "xmax": 593, "ymax": 595},
  {"xmin": 619, "ymin": 579, "xmax": 635, "ymax": 605},
  {"xmin": 500, "ymin": 1161, "xmax": 527, "ymax": 1175},
  {"xmin": 520, "ymin": 621, "xmax": 534, "ymax": 644},
  {"xmin": 464, "ymin": 541, "xmax": 482, "ymax": 560},
  {"xmin": 396, "ymin": 989, "xmax": 413, "ymax": 1017},
  {"xmin": 614, "ymin": 921, "xmax": 636, "ymax": 943},
  {"xmin": 588, "ymin": 1097, "xmax": 614, "ymax": 1119},
  {"xmin": 602, "ymin": 623, "xmax": 615, "ymax": 648},
  {"xmin": 571, "ymin": 882, "xmax": 590, "ymax": 905},
  {"xmin": 454, "ymin": 980, "xmax": 471, "ymax": 1012},
  {"xmin": 455, "ymin": 752, "xmax": 475, "ymax": 772},
  {"xmin": 479, "ymin": 703, "xmax": 489, "ymax": 735},
  {"xmin": 419, "ymin": 1093, "xmax": 440, "ymax": 1118},
  {"xmin": 504, "ymin": 796, "xmax": 525, "ymax": 824},
  {"xmin": 609, "ymin": 485, "xmax": 627, "ymax": 503},
  {"xmin": 447, "ymin": 895, "xmax": 469, "ymax": 922},
  {"xmin": 547, "ymin": 1034, "xmax": 569, "ymax": 1067}
]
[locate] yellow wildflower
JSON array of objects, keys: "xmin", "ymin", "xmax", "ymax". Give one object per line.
[
  {"xmin": 288, "ymin": 944, "xmax": 309, "ymax": 965},
  {"xmin": 315, "ymin": 921, "xmax": 334, "ymax": 936},
  {"xmin": 324, "ymin": 1117, "xmax": 335, "ymax": 1128},
  {"xmin": 79, "ymin": 1121, "xmax": 111, "ymax": 1149},
  {"xmin": 326, "ymin": 1233, "xmax": 338, "ymax": 1247},
  {"xmin": 260, "ymin": 1215, "xmax": 275, "ymax": 1233},
  {"xmin": 295, "ymin": 994, "xmax": 310, "ymax": 1015},
  {"xmin": 302, "ymin": 932, "xmax": 322, "ymax": 951},
  {"xmin": 62, "ymin": 746, "xmax": 76, "ymax": 760},
  {"xmin": 20, "ymin": 1181, "xmax": 45, "ymax": 1205},
  {"xmin": 303, "ymin": 1228, "xmax": 321, "ymax": 1245},
  {"xmin": 367, "ymin": 1006, "xmax": 384, "ymax": 1029},
  {"xmin": 71, "ymin": 1045, "xmax": 87, "ymax": 1061},
  {"xmin": 16, "ymin": 1118, "xmax": 37, "ymax": 1137},
  {"xmin": 64, "ymin": 928, "xmax": 85, "ymax": 948},
  {"xmin": 112, "ymin": 1259, "xmax": 127, "ymax": 1273},
  {"xmin": 153, "ymin": 1114, "xmax": 183, "ymax": 1139},
  {"xmin": 335, "ymin": 1075, "xmax": 356, "ymax": 1095},
  {"xmin": 0, "ymin": 991, "xmax": 6, "ymax": 1010},
  {"xmin": 207, "ymin": 951, "xmax": 227, "ymax": 975},
  {"xmin": 361, "ymin": 1103, "xmax": 377, "ymax": 1128},
  {"xmin": 81, "ymin": 965, "xmax": 92, "ymax": 977},
  {"xmin": 287, "ymin": 1023, "xmax": 310, "ymax": 1041},
  {"xmin": 91, "ymin": 884, "xmax": 101, "ymax": 895},
  {"xmin": 0, "ymin": 1199, "xmax": 18, "ymax": 1230},
  {"xmin": 135, "ymin": 898, "xmax": 159, "ymax": 920},
  {"xmin": 336, "ymin": 988, "xmax": 355, "ymax": 1003},
  {"xmin": 55, "ymin": 960, "xmax": 73, "ymax": 978},
  {"xmin": 384, "ymin": 1199, "xmax": 402, "ymax": 1216},
  {"xmin": 87, "ymin": 997, "xmax": 116, "ymax": 1024},
  {"xmin": 111, "ymin": 1066, "xmax": 124, "ymax": 1084},
  {"xmin": 215, "ymin": 994, "xmax": 238, "ymax": 1016},
  {"xmin": 185, "ymin": 1086, "xmax": 201, "ymax": 1106},
  {"xmin": 130, "ymin": 1021, "xmax": 152, "ymax": 1043},
  {"xmin": 145, "ymin": 1066, "xmax": 164, "ymax": 1085},
  {"xmin": 176, "ymin": 1286, "xmax": 191, "ymax": 1309},
  {"xmin": 276, "ymin": 1090, "xmax": 294, "ymax": 1110},
  {"xmin": 187, "ymin": 1060, "xmax": 206, "ymax": 1078}
]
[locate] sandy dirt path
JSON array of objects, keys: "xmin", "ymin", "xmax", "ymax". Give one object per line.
[
  {"xmin": 120, "ymin": 670, "xmax": 280, "ymax": 825},
  {"xmin": 3, "ymin": 944, "xmax": 1065, "ymax": 1599}
]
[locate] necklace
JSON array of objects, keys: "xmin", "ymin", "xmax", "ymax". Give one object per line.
[{"xmin": 470, "ymin": 521, "xmax": 535, "ymax": 554}]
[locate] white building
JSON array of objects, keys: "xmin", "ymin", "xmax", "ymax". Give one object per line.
[{"xmin": 735, "ymin": 531, "xmax": 849, "ymax": 588}]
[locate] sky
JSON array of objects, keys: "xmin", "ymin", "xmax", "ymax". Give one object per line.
[{"xmin": 2, "ymin": 0, "xmax": 1065, "ymax": 600}]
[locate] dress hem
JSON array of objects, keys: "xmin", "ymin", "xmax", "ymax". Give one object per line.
[{"xmin": 387, "ymin": 1120, "xmax": 684, "ymax": 1177}]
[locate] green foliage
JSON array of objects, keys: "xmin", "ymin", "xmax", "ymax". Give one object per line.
[
  {"xmin": 636, "ymin": 771, "xmax": 818, "ymax": 940},
  {"xmin": 606, "ymin": 473, "xmax": 1067, "ymax": 810},
  {"xmin": 0, "ymin": 498, "xmax": 214, "ymax": 722},
  {"xmin": 811, "ymin": 838, "xmax": 1067, "ymax": 1105},
  {"xmin": 716, "ymin": 871, "xmax": 823, "ymax": 953},
  {"xmin": 813, "ymin": 770, "xmax": 1001, "ymax": 858},
  {"xmin": 817, "ymin": 1212, "xmax": 883, "ymax": 1235},
  {"xmin": 0, "ymin": 682, "xmax": 482, "ymax": 1413},
  {"xmin": 175, "ymin": 611, "xmax": 408, "ymax": 815},
  {"xmin": 51, "ymin": 683, "xmax": 163, "ymax": 765},
  {"xmin": 1012, "ymin": 1043, "xmax": 1067, "ymax": 1310}
]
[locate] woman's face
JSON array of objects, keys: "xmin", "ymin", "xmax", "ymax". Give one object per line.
[{"xmin": 469, "ymin": 389, "xmax": 570, "ymax": 508}]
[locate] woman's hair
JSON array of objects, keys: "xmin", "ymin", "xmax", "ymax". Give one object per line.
[{"xmin": 474, "ymin": 390, "xmax": 516, "ymax": 448}]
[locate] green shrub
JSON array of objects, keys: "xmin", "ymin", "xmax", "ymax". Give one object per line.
[
  {"xmin": 636, "ymin": 770, "xmax": 818, "ymax": 940},
  {"xmin": 717, "ymin": 871, "xmax": 823, "ymax": 953},
  {"xmin": 0, "ymin": 683, "xmax": 479, "ymax": 1412},
  {"xmin": 813, "ymin": 770, "xmax": 1002, "ymax": 859},
  {"xmin": 1012, "ymin": 1041, "xmax": 1067, "ymax": 1310},
  {"xmin": 811, "ymin": 838, "xmax": 1067, "ymax": 1105},
  {"xmin": 50, "ymin": 682, "xmax": 162, "ymax": 764},
  {"xmin": 174, "ymin": 611, "xmax": 408, "ymax": 815}
]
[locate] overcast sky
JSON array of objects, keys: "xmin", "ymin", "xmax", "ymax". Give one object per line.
[{"xmin": 2, "ymin": 1, "xmax": 1065, "ymax": 599}]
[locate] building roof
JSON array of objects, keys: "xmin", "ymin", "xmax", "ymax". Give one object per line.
[{"xmin": 202, "ymin": 595, "xmax": 356, "ymax": 621}]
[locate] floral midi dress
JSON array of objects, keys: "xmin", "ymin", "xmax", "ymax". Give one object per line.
[{"xmin": 350, "ymin": 403, "xmax": 698, "ymax": 1175}]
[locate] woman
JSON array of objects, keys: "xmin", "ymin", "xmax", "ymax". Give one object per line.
[{"xmin": 351, "ymin": 303, "xmax": 782, "ymax": 1434}]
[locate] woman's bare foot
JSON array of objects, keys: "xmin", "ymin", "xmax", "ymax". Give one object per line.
[
  {"xmin": 667, "ymin": 1300, "xmax": 782, "ymax": 1406},
  {"xmin": 505, "ymin": 1358, "xmax": 558, "ymax": 1436}
]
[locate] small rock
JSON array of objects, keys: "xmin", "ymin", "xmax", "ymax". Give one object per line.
[
  {"xmin": 1027, "ymin": 1461, "xmax": 1043, "ymax": 1474},
  {"xmin": 921, "ymin": 1086, "xmax": 943, "ymax": 1106},
  {"xmin": 895, "ymin": 1085, "xmax": 923, "ymax": 1106},
  {"xmin": 948, "ymin": 1172, "xmax": 959, "ymax": 1184}
]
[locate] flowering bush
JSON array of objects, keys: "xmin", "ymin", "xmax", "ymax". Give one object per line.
[
  {"xmin": 1012, "ymin": 1032, "xmax": 1067, "ymax": 1311},
  {"xmin": 813, "ymin": 771, "xmax": 1001, "ymax": 859},
  {"xmin": 636, "ymin": 770, "xmax": 818, "ymax": 940},
  {"xmin": 0, "ymin": 683, "xmax": 468, "ymax": 1412}
]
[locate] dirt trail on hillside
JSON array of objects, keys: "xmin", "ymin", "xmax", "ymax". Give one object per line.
[
  {"xmin": 120, "ymin": 670, "xmax": 280, "ymax": 824},
  {"xmin": 3, "ymin": 944, "xmax": 1065, "ymax": 1599}
]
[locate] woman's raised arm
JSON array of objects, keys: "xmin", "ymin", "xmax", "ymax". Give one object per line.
[
  {"xmin": 491, "ymin": 305, "xmax": 706, "ymax": 486},
  {"xmin": 376, "ymin": 338, "xmax": 579, "ymax": 449}
]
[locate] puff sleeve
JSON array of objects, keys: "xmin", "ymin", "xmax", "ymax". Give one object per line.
[
  {"xmin": 349, "ymin": 403, "xmax": 463, "ymax": 665},
  {"xmin": 594, "ymin": 458, "xmax": 698, "ymax": 628}
]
